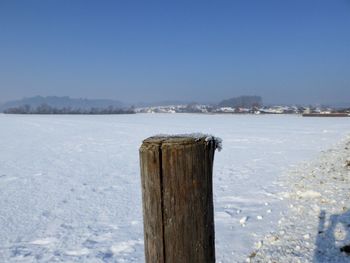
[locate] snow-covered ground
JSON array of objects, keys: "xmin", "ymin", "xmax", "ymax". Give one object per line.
[
  {"xmin": 253, "ymin": 136, "xmax": 350, "ymax": 263},
  {"xmin": 0, "ymin": 113, "xmax": 349, "ymax": 262}
]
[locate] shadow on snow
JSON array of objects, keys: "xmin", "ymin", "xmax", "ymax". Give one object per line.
[{"xmin": 314, "ymin": 210, "xmax": 350, "ymax": 262}]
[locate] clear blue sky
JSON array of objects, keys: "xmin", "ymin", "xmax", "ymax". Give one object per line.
[{"xmin": 0, "ymin": 0, "xmax": 349, "ymax": 105}]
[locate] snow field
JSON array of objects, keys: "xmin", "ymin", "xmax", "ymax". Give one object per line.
[{"xmin": 0, "ymin": 113, "xmax": 350, "ymax": 262}]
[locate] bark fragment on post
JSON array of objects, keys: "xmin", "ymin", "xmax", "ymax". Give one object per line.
[{"xmin": 140, "ymin": 135, "xmax": 220, "ymax": 263}]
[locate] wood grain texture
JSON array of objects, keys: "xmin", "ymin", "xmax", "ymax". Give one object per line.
[{"xmin": 140, "ymin": 136, "xmax": 216, "ymax": 263}]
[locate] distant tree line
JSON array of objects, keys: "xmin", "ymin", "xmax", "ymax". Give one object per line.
[{"xmin": 3, "ymin": 104, "xmax": 135, "ymax": 114}]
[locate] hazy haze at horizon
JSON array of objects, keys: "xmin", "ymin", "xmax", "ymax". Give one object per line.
[{"xmin": 0, "ymin": 0, "xmax": 349, "ymax": 105}]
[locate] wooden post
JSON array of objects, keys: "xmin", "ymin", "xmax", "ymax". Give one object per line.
[{"xmin": 140, "ymin": 135, "xmax": 219, "ymax": 263}]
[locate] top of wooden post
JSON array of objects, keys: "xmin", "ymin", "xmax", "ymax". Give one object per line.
[{"xmin": 141, "ymin": 134, "xmax": 222, "ymax": 150}]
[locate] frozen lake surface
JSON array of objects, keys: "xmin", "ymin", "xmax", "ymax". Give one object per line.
[{"xmin": 0, "ymin": 114, "xmax": 349, "ymax": 262}]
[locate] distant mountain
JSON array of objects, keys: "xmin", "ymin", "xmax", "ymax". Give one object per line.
[
  {"xmin": 218, "ymin": 96, "xmax": 263, "ymax": 108},
  {"xmin": 0, "ymin": 96, "xmax": 124, "ymax": 111}
]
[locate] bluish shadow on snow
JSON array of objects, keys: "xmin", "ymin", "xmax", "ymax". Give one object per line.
[{"xmin": 314, "ymin": 210, "xmax": 350, "ymax": 262}]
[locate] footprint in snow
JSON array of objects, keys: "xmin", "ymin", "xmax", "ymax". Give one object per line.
[
  {"xmin": 41, "ymin": 210, "xmax": 51, "ymax": 218},
  {"xmin": 83, "ymin": 239, "xmax": 99, "ymax": 249},
  {"xmin": 97, "ymin": 250, "xmax": 114, "ymax": 261},
  {"xmin": 11, "ymin": 246, "xmax": 32, "ymax": 258}
]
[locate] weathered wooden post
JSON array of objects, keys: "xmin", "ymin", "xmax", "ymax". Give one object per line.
[{"xmin": 140, "ymin": 134, "xmax": 220, "ymax": 263}]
